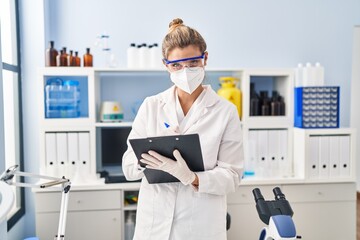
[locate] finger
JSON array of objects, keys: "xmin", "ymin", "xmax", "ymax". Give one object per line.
[
  {"xmin": 173, "ymin": 149, "xmax": 183, "ymax": 160},
  {"xmin": 140, "ymin": 159, "xmax": 159, "ymax": 168},
  {"xmin": 141, "ymin": 154, "xmax": 162, "ymax": 166},
  {"xmin": 148, "ymin": 150, "xmax": 167, "ymax": 162}
]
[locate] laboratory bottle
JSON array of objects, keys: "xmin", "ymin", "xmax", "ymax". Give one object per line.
[
  {"xmin": 60, "ymin": 47, "xmax": 68, "ymax": 66},
  {"xmin": 295, "ymin": 63, "xmax": 303, "ymax": 87},
  {"xmin": 127, "ymin": 43, "xmax": 138, "ymax": 68},
  {"xmin": 270, "ymin": 91, "xmax": 281, "ymax": 116},
  {"xmin": 278, "ymin": 96, "xmax": 286, "ymax": 116},
  {"xmin": 56, "ymin": 50, "xmax": 63, "ymax": 66},
  {"xmin": 303, "ymin": 62, "xmax": 316, "ymax": 86},
  {"xmin": 83, "ymin": 48, "xmax": 93, "ymax": 67},
  {"xmin": 261, "ymin": 99, "xmax": 270, "ymax": 116},
  {"xmin": 62, "ymin": 80, "xmax": 80, "ymax": 118},
  {"xmin": 125, "ymin": 213, "xmax": 135, "ymax": 240},
  {"xmin": 250, "ymin": 83, "xmax": 259, "ymax": 116},
  {"xmin": 315, "ymin": 62, "xmax": 325, "ymax": 86},
  {"xmin": 45, "ymin": 41, "xmax": 58, "ymax": 67},
  {"xmin": 74, "ymin": 51, "xmax": 81, "ymax": 66},
  {"xmin": 139, "ymin": 43, "xmax": 149, "ymax": 68},
  {"xmin": 217, "ymin": 76, "xmax": 242, "ymax": 118},
  {"xmin": 150, "ymin": 43, "xmax": 162, "ymax": 68},
  {"xmin": 67, "ymin": 50, "xmax": 74, "ymax": 66}
]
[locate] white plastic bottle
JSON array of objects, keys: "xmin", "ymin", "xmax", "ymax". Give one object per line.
[
  {"xmin": 127, "ymin": 43, "xmax": 138, "ymax": 68},
  {"xmin": 139, "ymin": 43, "xmax": 150, "ymax": 69},
  {"xmin": 150, "ymin": 43, "xmax": 162, "ymax": 68},
  {"xmin": 315, "ymin": 62, "xmax": 325, "ymax": 86},
  {"xmin": 295, "ymin": 63, "xmax": 303, "ymax": 87},
  {"xmin": 303, "ymin": 62, "xmax": 316, "ymax": 86},
  {"xmin": 125, "ymin": 213, "xmax": 135, "ymax": 240}
]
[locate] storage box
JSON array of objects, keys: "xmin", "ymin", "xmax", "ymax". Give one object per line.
[{"xmin": 294, "ymin": 86, "xmax": 339, "ymax": 128}]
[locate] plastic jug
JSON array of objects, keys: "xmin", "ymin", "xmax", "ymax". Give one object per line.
[{"xmin": 217, "ymin": 76, "xmax": 242, "ymax": 118}]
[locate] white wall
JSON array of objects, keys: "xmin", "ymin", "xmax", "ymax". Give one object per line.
[{"xmin": 351, "ymin": 26, "xmax": 360, "ymax": 190}]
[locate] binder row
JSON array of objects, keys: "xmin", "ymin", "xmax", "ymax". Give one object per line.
[
  {"xmin": 245, "ymin": 129, "xmax": 291, "ymax": 178},
  {"xmin": 308, "ymin": 135, "xmax": 351, "ymax": 178},
  {"xmin": 294, "ymin": 86, "xmax": 339, "ymax": 128},
  {"xmin": 44, "ymin": 132, "xmax": 91, "ymax": 180}
]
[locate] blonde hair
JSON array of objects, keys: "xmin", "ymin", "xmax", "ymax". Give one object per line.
[{"xmin": 162, "ymin": 18, "xmax": 207, "ymax": 59}]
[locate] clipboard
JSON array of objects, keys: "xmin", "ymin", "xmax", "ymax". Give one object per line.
[{"xmin": 129, "ymin": 134, "xmax": 204, "ymax": 184}]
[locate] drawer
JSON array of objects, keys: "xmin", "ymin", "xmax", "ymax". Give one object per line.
[
  {"xmin": 282, "ymin": 183, "xmax": 356, "ymax": 203},
  {"xmin": 35, "ymin": 190, "xmax": 121, "ymax": 213},
  {"xmin": 227, "ymin": 185, "xmax": 281, "ymax": 204}
]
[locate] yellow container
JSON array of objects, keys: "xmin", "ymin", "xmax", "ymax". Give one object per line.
[{"xmin": 217, "ymin": 76, "xmax": 242, "ymax": 119}]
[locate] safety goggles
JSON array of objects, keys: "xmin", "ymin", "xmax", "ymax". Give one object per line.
[{"xmin": 164, "ymin": 53, "xmax": 205, "ymax": 72}]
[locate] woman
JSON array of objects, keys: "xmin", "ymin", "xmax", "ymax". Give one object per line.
[{"xmin": 122, "ymin": 18, "xmax": 244, "ymax": 240}]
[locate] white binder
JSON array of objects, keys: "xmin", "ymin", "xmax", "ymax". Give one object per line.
[
  {"xmin": 308, "ymin": 136, "xmax": 319, "ymax": 178},
  {"xmin": 246, "ymin": 130, "xmax": 258, "ymax": 176},
  {"xmin": 67, "ymin": 132, "xmax": 79, "ymax": 179},
  {"xmin": 56, "ymin": 133, "xmax": 68, "ymax": 177},
  {"xmin": 267, "ymin": 130, "xmax": 279, "ymax": 177},
  {"xmin": 45, "ymin": 133, "xmax": 57, "ymax": 176},
  {"xmin": 329, "ymin": 136, "xmax": 340, "ymax": 177},
  {"xmin": 257, "ymin": 130, "xmax": 269, "ymax": 178},
  {"xmin": 278, "ymin": 130, "xmax": 289, "ymax": 177},
  {"xmin": 78, "ymin": 132, "xmax": 91, "ymax": 176},
  {"xmin": 339, "ymin": 135, "xmax": 351, "ymax": 177},
  {"xmin": 319, "ymin": 136, "xmax": 330, "ymax": 178}
]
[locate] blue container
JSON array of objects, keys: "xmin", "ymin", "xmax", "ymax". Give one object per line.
[
  {"xmin": 294, "ymin": 86, "xmax": 339, "ymax": 128},
  {"xmin": 45, "ymin": 78, "xmax": 80, "ymax": 118}
]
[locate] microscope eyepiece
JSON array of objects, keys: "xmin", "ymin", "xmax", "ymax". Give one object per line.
[
  {"xmin": 273, "ymin": 187, "xmax": 286, "ymax": 200},
  {"xmin": 253, "ymin": 188, "xmax": 264, "ymax": 202}
]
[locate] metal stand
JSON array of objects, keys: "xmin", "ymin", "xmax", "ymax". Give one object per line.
[{"xmin": 0, "ymin": 165, "xmax": 71, "ymax": 240}]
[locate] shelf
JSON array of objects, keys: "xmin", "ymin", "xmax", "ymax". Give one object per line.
[{"xmin": 123, "ymin": 205, "xmax": 137, "ymax": 211}]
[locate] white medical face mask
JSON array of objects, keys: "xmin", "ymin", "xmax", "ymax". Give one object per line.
[{"xmin": 170, "ymin": 67, "xmax": 205, "ymax": 94}]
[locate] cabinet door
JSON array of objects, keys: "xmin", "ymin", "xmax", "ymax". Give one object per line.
[
  {"xmin": 227, "ymin": 204, "xmax": 265, "ymax": 240},
  {"xmin": 290, "ymin": 202, "xmax": 355, "ymax": 239},
  {"xmin": 36, "ymin": 210, "xmax": 122, "ymax": 240}
]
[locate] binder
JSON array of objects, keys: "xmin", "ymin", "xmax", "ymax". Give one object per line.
[
  {"xmin": 339, "ymin": 135, "xmax": 351, "ymax": 177},
  {"xmin": 308, "ymin": 136, "xmax": 319, "ymax": 178},
  {"xmin": 278, "ymin": 130, "xmax": 289, "ymax": 177},
  {"xmin": 257, "ymin": 130, "xmax": 268, "ymax": 178},
  {"xmin": 45, "ymin": 133, "xmax": 57, "ymax": 176},
  {"xmin": 329, "ymin": 136, "xmax": 340, "ymax": 177},
  {"xmin": 246, "ymin": 130, "xmax": 258, "ymax": 176},
  {"xmin": 319, "ymin": 136, "xmax": 330, "ymax": 178},
  {"xmin": 267, "ymin": 130, "xmax": 279, "ymax": 177},
  {"xmin": 56, "ymin": 133, "xmax": 68, "ymax": 177},
  {"xmin": 67, "ymin": 132, "xmax": 79, "ymax": 179},
  {"xmin": 129, "ymin": 134, "xmax": 204, "ymax": 184},
  {"xmin": 78, "ymin": 132, "xmax": 91, "ymax": 176}
]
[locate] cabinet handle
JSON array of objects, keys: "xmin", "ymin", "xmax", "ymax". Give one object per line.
[
  {"xmin": 113, "ymin": 218, "xmax": 117, "ymax": 222},
  {"xmin": 241, "ymin": 193, "xmax": 246, "ymax": 198},
  {"xmin": 317, "ymin": 191, "xmax": 323, "ymax": 195},
  {"xmin": 77, "ymin": 200, "xmax": 82, "ymax": 204}
]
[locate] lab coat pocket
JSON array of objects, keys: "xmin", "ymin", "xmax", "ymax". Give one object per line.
[{"xmin": 190, "ymin": 192, "xmax": 226, "ymax": 237}]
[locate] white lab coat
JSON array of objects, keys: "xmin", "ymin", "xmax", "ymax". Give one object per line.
[{"xmin": 122, "ymin": 85, "xmax": 244, "ymax": 240}]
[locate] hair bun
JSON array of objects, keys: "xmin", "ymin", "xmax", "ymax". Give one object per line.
[{"xmin": 169, "ymin": 18, "xmax": 184, "ymax": 31}]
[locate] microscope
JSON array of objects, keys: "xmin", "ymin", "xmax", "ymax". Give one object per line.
[{"xmin": 252, "ymin": 187, "xmax": 301, "ymax": 240}]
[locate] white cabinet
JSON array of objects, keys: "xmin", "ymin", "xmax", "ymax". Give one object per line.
[{"xmin": 35, "ymin": 189, "xmax": 122, "ymax": 240}]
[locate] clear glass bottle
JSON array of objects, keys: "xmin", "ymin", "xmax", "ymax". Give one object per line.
[
  {"xmin": 83, "ymin": 48, "xmax": 93, "ymax": 67},
  {"xmin": 45, "ymin": 41, "xmax": 58, "ymax": 67}
]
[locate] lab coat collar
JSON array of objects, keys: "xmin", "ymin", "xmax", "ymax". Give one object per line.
[{"xmin": 157, "ymin": 85, "xmax": 219, "ymax": 133}]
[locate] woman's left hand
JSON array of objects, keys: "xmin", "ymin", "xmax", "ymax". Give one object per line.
[{"xmin": 140, "ymin": 150, "xmax": 196, "ymax": 185}]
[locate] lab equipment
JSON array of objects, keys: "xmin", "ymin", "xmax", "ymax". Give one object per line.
[
  {"xmin": 1, "ymin": 165, "xmax": 71, "ymax": 240},
  {"xmin": 217, "ymin": 76, "xmax": 242, "ymax": 118},
  {"xmin": 253, "ymin": 187, "xmax": 301, "ymax": 240},
  {"xmin": 45, "ymin": 78, "xmax": 81, "ymax": 118},
  {"xmin": 100, "ymin": 101, "xmax": 123, "ymax": 122},
  {"xmin": 45, "ymin": 41, "xmax": 58, "ymax": 67},
  {"xmin": 127, "ymin": 43, "xmax": 138, "ymax": 68},
  {"xmin": 83, "ymin": 48, "xmax": 93, "ymax": 67}
]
